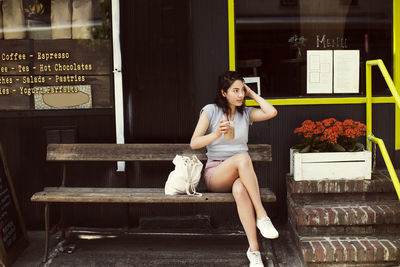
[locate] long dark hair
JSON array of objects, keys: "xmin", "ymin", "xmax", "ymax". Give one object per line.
[{"xmin": 214, "ymin": 71, "xmax": 245, "ymax": 118}]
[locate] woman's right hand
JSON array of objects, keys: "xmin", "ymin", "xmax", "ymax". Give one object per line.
[{"xmin": 215, "ymin": 119, "xmax": 229, "ymax": 137}]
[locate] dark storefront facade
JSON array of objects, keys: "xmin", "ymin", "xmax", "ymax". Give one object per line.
[{"xmin": 0, "ymin": 0, "xmax": 398, "ymax": 231}]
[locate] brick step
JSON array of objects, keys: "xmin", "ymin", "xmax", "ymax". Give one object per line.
[
  {"xmin": 298, "ymin": 236, "xmax": 400, "ymax": 266},
  {"xmin": 287, "ymin": 169, "xmax": 399, "ymax": 203},
  {"xmin": 288, "ymin": 199, "xmax": 400, "ymax": 236}
]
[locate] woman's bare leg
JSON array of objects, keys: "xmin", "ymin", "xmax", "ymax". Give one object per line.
[
  {"xmin": 208, "ymin": 153, "xmax": 267, "ymax": 219},
  {"xmin": 232, "ymin": 178, "xmax": 259, "ymax": 251}
]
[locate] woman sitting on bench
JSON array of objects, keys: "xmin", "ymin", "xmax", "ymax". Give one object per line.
[{"xmin": 190, "ymin": 71, "xmax": 278, "ymax": 267}]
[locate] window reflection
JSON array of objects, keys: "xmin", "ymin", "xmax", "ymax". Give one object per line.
[
  {"xmin": 236, "ymin": 0, "xmax": 392, "ymax": 97},
  {"xmin": 0, "ymin": 0, "xmax": 111, "ymax": 40}
]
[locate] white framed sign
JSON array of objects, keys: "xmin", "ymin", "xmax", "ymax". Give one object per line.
[{"xmin": 243, "ymin": 77, "xmax": 261, "ymax": 95}]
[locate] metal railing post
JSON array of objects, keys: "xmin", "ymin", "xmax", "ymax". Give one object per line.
[
  {"xmin": 369, "ymin": 135, "xmax": 400, "ymax": 200},
  {"xmin": 366, "ymin": 62, "xmax": 372, "ymax": 151},
  {"xmin": 366, "ymin": 59, "xmax": 400, "ymax": 201}
]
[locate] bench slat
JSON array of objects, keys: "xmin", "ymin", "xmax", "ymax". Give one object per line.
[
  {"xmin": 47, "ymin": 144, "xmax": 272, "ymax": 162},
  {"xmin": 31, "ymin": 187, "xmax": 276, "ymax": 203}
]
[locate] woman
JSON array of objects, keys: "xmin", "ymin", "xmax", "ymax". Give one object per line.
[{"xmin": 190, "ymin": 71, "xmax": 278, "ymax": 267}]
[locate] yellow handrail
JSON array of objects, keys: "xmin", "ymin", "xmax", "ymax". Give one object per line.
[
  {"xmin": 368, "ymin": 135, "xmax": 400, "ymax": 200},
  {"xmin": 366, "ymin": 59, "xmax": 400, "ymax": 201},
  {"xmin": 366, "ymin": 59, "xmax": 400, "ymax": 151}
]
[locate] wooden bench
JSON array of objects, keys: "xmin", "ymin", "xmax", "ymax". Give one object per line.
[{"xmin": 31, "ymin": 143, "xmax": 275, "ymax": 262}]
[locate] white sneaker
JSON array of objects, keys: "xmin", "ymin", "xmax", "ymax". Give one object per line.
[
  {"xmin": 256, "ymin": 216, "xmax": 279, "ymax": 239},
  {"xmin": 246, "ymin": 248, "xmax": 264, "ymax": 267}
]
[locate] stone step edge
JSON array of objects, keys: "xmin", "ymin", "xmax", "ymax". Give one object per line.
[
  {"xmin": 299, "ymin": 235, "xmax": 400, "ymax": 263},
  {"xmin": 288, "ymin": 198, "xmax": 400, "ymax": 226},
  {"xmin": 286, "ymin": 172, "xmax": 396, "ymax": 195},
  {"xmin": 304, "ymin": 263, "xmax": 395, "ymax": 267}
]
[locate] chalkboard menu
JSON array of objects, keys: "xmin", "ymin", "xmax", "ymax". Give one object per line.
[{"xmin": 0, "ymin": 145, "xmax": 28, "ymax": 266}]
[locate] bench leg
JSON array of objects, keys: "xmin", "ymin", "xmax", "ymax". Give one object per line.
[
  {"xmin": 43, "ymin": 202, "xmax": 50, "ymax": 263},
  {"xmin": 59, "ymin": 204, "xmax": 66, "ymax": 239},
  {"xmin": 43, "ymin": 203, "xmax": 67, "ymax": 263}
]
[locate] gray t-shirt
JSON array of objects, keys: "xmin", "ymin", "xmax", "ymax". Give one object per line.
[{"xmin": 201, "ymin": 104, "xmax": 253, "ymax": 162}]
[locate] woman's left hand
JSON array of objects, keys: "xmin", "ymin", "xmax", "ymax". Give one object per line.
[
  {"xmin": 243, "ymin": 81, "xmax": 278, "ymax": 122},
  {"xmin": 244, "ymin": 83, "xmax": 255, "ymax": 98}
]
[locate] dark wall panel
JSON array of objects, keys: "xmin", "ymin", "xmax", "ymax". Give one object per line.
[
  {"xmin": 0, "ymin": 115, "xmax": 118, "ymax": 229},
  {"xmin": 191, "ymin": 0, "xmax": 230, "ymax": 113},
  {"xmin": 121, "ymin": 0, "xmax": 194, "ymax": 143}
]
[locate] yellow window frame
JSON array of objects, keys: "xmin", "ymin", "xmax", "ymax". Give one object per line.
[{"xmin": 228, "ymin": 0, "xmax": 400, "ymax": 150}]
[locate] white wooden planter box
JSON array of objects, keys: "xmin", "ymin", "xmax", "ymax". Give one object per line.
[{"xmin": 290, "ymin": 149, "xmax": 371, "ymax": 181}]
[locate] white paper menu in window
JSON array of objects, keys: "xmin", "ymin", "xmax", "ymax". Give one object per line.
[
  {"xmin": 307, "ymin": 50, "xmax": 333, "ymax": 94},
  {"xmin": 333, "ymin": 50, "xmax": 360, "ymax": 93}
]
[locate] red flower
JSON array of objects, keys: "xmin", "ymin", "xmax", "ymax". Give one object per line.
[
  {"xmin": 294, "ymin": 120, "xmax": 316, "ymax": 139},
  {"xmin": 294, "ymin": 118, "xmax": 366, "ymax": 152},
  {"xmin": 342, "ymin": 119, "xmax": 366, "ymax": 139}
]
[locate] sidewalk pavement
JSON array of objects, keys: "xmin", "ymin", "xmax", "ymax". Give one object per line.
[{"xmin": 13, "ymin": 224, "xmax": 303, "ymax": 267}]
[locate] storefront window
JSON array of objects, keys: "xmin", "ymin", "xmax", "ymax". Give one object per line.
[
  {"xmin": 235, "ymin": 0, "xmax": 393, "ymax": 97},
  {"xmin": 0, "ymin": 0, "xmax": 112, "ymax": 110}
]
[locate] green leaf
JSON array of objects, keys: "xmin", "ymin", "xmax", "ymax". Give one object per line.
[
  {"xmin": 332, "ymin": 143, "xmax": 346, "ymax": 152},
  {"xmin": 354, "ymin": 142, "xmax": 365, "ymax": 151},
  {"xmin": 300, "ymin": 144, "xmax": 311, "ymax": 153},
  {"xmin": 292, "ymin": 144, "xmax": 305, "ymax": 149}
]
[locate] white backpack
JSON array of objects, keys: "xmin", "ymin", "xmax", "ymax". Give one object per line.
[{"xmin": 165, "ymin": 155, "xmax": 203, "ymax": 196}]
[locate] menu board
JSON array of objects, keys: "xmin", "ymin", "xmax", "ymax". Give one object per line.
[
  {"xmin": 0, "ymin": 39, "xmax": 112, "ymax": 110},
  {"xmin": 0, "ymin": 145, "xmax": 28, "ymax": 266}
]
